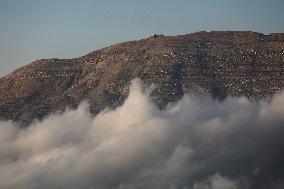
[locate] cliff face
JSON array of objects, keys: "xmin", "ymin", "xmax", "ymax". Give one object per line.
[{"xmin": 1, "ymin": 31, "xmax": 284, "ymax": 125}]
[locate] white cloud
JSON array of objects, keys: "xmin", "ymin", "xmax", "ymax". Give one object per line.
[{"xmin": 0, "ymin": 79, "xmax": 284, "ymax": 189}]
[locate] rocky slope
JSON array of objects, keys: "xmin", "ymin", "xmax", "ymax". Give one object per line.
[{"xmin": 1, "ymin": 31, "xmax": 284, "ymax": 125}]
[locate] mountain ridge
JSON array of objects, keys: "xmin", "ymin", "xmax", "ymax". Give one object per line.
[{"xmin": 1, "ymin": 31, "xmax": 284, "ymax": 126}]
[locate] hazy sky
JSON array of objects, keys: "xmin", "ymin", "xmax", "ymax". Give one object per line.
[{"xmin": 0, "ymin": 0, "xmax": 283, "ymax": 76}]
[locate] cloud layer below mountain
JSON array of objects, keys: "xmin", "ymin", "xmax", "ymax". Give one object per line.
[{"xmin": 0, "ymin": 79, "xmax": 284, "ymax": 189}]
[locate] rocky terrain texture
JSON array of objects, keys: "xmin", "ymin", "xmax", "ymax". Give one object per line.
[{"xmin": 0, "ymin": 31, "xmax": 284, "ymax": 126}]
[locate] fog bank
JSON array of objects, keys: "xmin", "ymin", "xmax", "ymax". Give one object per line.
[{"xmin": 0, "ymin": 79, "xmax": 284, "ymax": 189}]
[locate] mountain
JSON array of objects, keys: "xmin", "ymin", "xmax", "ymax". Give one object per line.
[{"xmin": 1, "ymin": 31, "xmax": 284, "ymax": 126}]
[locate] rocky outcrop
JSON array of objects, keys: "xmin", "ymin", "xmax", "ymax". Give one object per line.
[{"xmin": 0, "ymin": 31, "xmax": 284, "ymax": 125}]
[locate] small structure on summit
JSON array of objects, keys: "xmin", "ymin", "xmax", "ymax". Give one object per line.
[{"xmin": 151, "ymin": 33, "xmax": 165, "ymax": 38}]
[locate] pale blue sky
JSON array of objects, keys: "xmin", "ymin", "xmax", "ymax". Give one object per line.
[{"xmin": 0, "ymin": 0, "xmax": 283, "ymax": 76}]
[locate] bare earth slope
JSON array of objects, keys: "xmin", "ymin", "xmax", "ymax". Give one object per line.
[{"xmin": 1, "ymin": 31, "xmax": 284, "ymax": 125}]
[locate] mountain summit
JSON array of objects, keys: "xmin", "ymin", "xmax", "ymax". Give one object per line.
[{"xmin": 1, "ymin": 31, "xmax": 284, "ymax": 125}]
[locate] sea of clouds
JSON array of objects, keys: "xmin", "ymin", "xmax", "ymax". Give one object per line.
[{"xmin": 0, "ymin": 79, "xmax": 284, "ymax": 189}]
